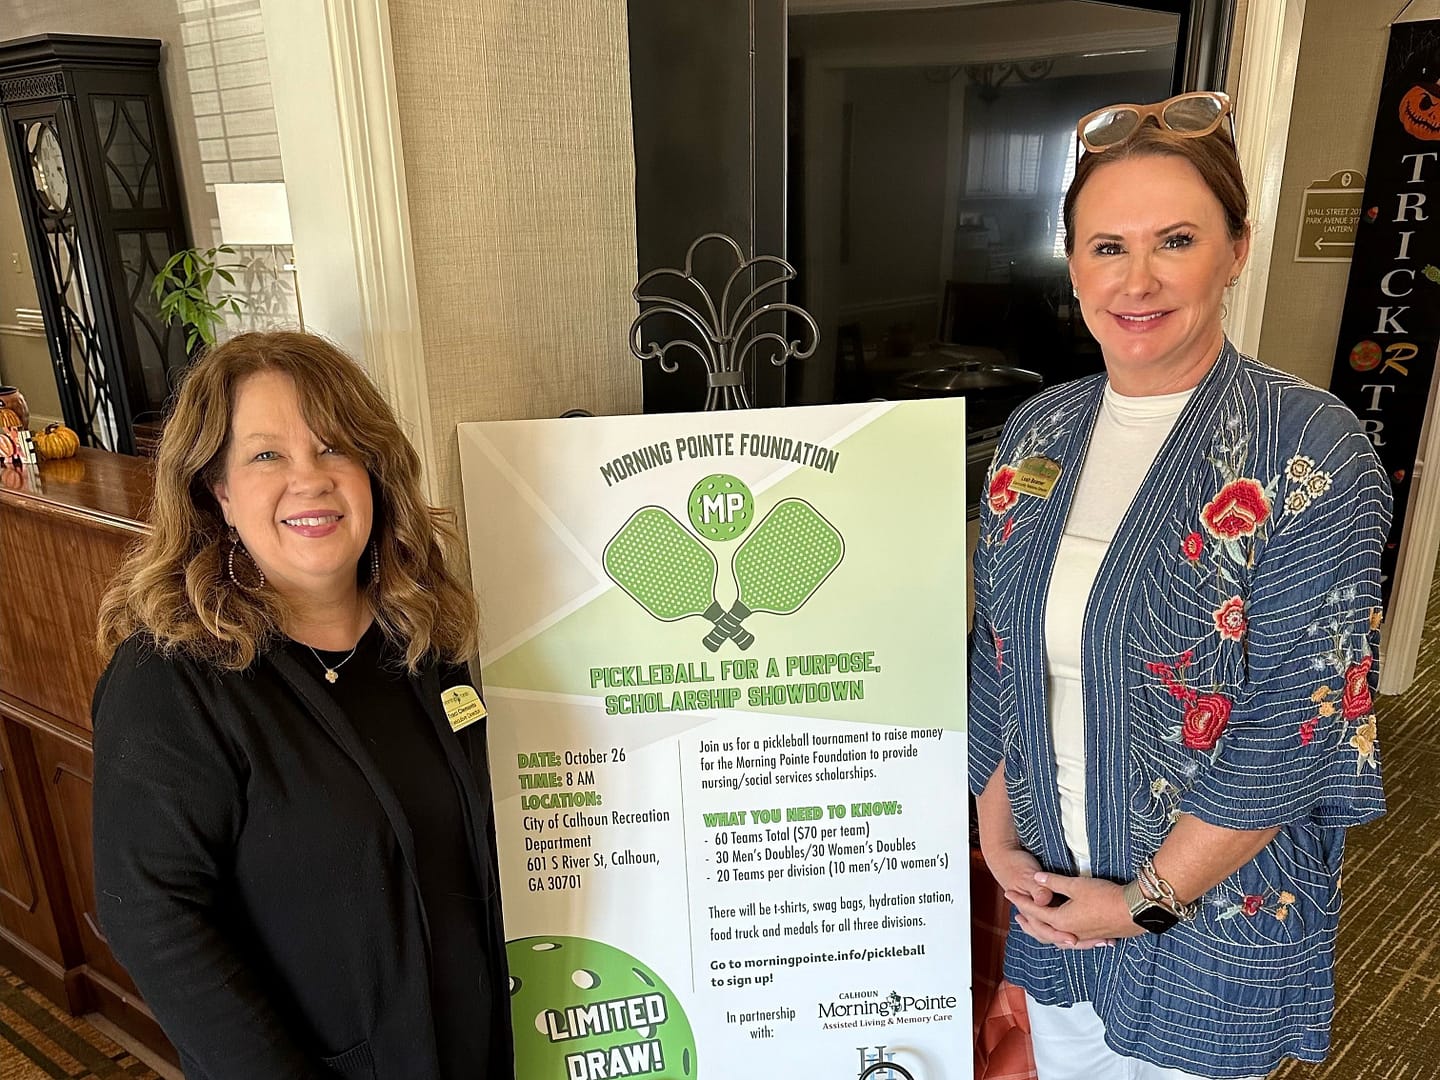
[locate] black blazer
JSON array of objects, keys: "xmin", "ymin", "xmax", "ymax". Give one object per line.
[{"xmin": 91, "ymin": 636, "xmax": 513, "ymax": 1080}]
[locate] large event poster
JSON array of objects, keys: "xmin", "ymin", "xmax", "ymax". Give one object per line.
[{"xmin": 459, "ymin": 401, "xmax": 971, "ymax": 1080}]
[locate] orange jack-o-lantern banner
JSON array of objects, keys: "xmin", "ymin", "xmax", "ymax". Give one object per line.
[
  {"xmin": 1328, "ymin": 20, "xmax": 1440, "ymax": 603},
  {"xmin": 1399, "ymin": 80, "xmax": 1440, "ymax": 141}
]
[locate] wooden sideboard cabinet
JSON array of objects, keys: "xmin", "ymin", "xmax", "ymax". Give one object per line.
[{"xmin": 0, "ymin": 449, "xmax": 175, "ymax": 1065}]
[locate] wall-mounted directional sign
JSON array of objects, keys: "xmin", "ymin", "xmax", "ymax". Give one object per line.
[{"xmin": 1295, "ymin": 170, "xmax": 1366, "ymax": 262}]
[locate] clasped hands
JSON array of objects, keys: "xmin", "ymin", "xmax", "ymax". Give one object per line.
[{"xmin": 988, "ymin": 845, "xmax": 1144, "ymax": 949}]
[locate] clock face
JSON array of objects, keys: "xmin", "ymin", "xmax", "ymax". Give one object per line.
[{"xmin": 31, "ymin": 126, "xmax": 69, "ymax": 213}]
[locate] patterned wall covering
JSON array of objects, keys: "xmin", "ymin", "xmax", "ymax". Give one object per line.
[{"xmin": 386, "ymin": 0, "xmax": 643, "ymax": 515}]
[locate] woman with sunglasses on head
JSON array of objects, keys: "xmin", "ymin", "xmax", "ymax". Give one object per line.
[
  {"xmin": 969, "ymin": 93, "xmax": 1390, "ymax": 1080},
  {"xmin": 91, "ymin": 332, "xmax": 512, "ymax": 1079}
]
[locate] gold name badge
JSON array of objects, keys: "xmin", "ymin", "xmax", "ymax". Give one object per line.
[
  {"xmin": 1009, "ymin": 455, "xmax": 1063, "ymax": 499},
  {"xmin": 442, "ymin": 685, "xmax": 488, "ymax": 732}
]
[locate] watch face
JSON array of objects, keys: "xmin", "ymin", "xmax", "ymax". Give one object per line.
[
  {"xmin": 31, "ymin": 126, "xmax": 69, "ymax": 212},
  {"xmin": 1134, "ymin": 904, "xmax": 1181, "ymax": 934}
]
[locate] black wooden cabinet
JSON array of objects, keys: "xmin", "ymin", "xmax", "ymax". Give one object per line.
[{"xmin": 0, "ymin": 34, "xmax": 191, "ymax": 454}]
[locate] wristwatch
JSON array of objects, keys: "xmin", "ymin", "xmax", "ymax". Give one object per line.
[{"xmin": 1124, "ymin": 878, "xmax": 1182, "ymax": 934}]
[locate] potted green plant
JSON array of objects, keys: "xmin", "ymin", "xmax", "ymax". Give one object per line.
[{"xmin": 150, "ymin": 245, "xmax": 249, "ymax": 352}]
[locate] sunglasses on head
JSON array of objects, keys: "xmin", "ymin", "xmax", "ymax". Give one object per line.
[{"xmin": 1075, "ymin": 91, "xmax": 1235, "ymax": 158}]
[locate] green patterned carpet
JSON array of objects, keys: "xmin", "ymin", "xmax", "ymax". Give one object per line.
[
  {"xmin": 0, "ymin": 967, "xmax": 157, "ymax": 1078},
  {"xmin": 1272, "ymin": 564, "xmax": 1440, "ymax": 1079}
]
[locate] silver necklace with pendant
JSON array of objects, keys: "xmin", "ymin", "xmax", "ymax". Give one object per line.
[{"xmin": 306, "ymin": 642, "xmax": 360, "ymax": 684}]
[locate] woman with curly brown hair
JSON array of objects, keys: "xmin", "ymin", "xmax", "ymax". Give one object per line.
[{"xmin": 92, "ymin": 331, "xmax": 512, "ymax": 1080}]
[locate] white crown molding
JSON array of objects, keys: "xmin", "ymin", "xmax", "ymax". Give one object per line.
[
  {"xmin": 323, "ymin": 0, "xmax": 437, "ymax": 504},
  {"xmin": 1224, "ymin": 0, "xmax": 1305, "ymax": 355}
]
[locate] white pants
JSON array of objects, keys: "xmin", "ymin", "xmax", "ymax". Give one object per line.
[{"xmin": 1026, "ymin": 997, "xmax": 1265, "ymax": 1080}]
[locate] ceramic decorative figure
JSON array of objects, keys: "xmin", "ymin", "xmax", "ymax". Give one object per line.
[{"xmin": 0, "ymin": 385, "xmax": 27, "ymax": 427}]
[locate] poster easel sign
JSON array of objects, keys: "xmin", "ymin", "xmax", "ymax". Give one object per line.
[{"xmin": 459, "ymin": 400, "xmax": 971, "ymax": 1080}]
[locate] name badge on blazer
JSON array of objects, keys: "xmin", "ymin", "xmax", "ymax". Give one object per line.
[
  {"xmin": 442, "ymin": 685, "xmax": 487, "ymax": 732},
  {"xmin": 1010, "ymin": 455, "xmax": 1063, "ymax": 499}
]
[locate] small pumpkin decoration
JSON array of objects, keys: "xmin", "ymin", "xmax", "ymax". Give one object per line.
[
  {"xmin": 1399, "ymin": 80, "xmax": 1440, "ymax": 141},
  {"xmin": 0, "ymin": 407, "xmax": 22, "ymax": 428},
  {"xmin": 35, "ymin": 423, "xmax": 80, "ymax": 460}
]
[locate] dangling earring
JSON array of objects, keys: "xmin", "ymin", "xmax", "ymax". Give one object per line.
[
  {"xmin": 369, "ymin": 539, "xmax": 381, "ymax": 585},
  {"xmin": 227, "ymin": 528, "xmax": 265, "ymax": 590}
]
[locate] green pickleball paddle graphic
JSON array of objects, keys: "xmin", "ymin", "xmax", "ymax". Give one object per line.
[
  {"xmin": 703, "ymin": 498, "xmax": 844, "ymax": 650},
  {"xmin": 604, "ymin": 507, "xmax": 721, "ymax": 621},
  {"xmin": 686, "ymin": 474, "xmax": 754, "ymax": 541},
  {"xmin": 508, "ymin": 936, "xmax": 697, "ymax": 1079},
  {"xmin": 604, "ymin": 506, "xmax": 755, "ymax": 649}
]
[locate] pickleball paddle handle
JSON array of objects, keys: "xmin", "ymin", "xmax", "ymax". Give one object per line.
[
  {"xmin": 703, "ymin": 623, "xmax": 756, "ymax": 650},
  {"xmin": 702, "ymin": 619, "xmax": 732, "ymax": 652},
  {"xmin": 696, "ymin": 604, "xmax": 754, "ymax": 656},
  {"xmin": 701, "ymin": 602, "xmax": 727, "ymax": 652},
  {"xmin": 702, "ymin": 601, "xmax": 754, "ymax": 651},
  {"xmin": 727, "ymin": 601, "xmax": 755, "ymax": 650}
]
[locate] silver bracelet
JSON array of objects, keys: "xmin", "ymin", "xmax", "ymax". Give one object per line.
[{"xmin": 1137, "ymin": 857, "xmax": 1198, "ymax": 920}]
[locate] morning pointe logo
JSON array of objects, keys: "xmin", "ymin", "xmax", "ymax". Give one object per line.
[{"xmin": 817, "ymin": 989, "xmax": 957, "ymax": 1019}]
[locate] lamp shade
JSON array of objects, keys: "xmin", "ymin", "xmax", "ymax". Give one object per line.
[{"xmin": 214, "ymin": 182, "xmax": 294, "ymax": 245}]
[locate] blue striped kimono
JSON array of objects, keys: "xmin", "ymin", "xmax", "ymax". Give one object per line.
[{"xmin": 967, "ymin": 342, "xmax": 1391, "ymax": 1077}]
